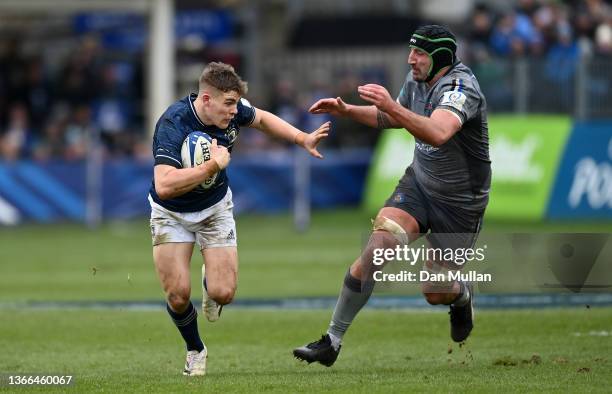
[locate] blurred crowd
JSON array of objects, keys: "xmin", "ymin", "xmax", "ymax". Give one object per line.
[
  {"xmin": 465, "ymin": 0, "xmax": 612, "ymax": 112},
  {"xmin": 1, "ymin": 0, "xmax": 611, "ymax": 161},
  {"xmin": 237, "ymin": 71, "xmax": 378, "ymax": 154},
  {"xmin": 0, "ymin": 37, "xmax": 146, "ymax": 162},
  {"xmin": 463, "ymin": 0, "xmax": 612, "ymax": 64},
  {"xmin": 467, "ymin": 0, "xmax": 612, "ymax": 61}
]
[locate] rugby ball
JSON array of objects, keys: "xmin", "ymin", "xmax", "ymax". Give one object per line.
[{"xmin": 181, "ymin": 131, "xmax": 218, "ymax": 189}]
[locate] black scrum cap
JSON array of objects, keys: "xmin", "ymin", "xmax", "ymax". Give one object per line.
[{"xmin": 409, "ymin": 25, "xmax": 457, "ymax": 82}]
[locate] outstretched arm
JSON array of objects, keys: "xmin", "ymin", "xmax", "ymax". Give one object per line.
[
  {"xmin": 251, "ymin": 108, "xmax": 330, "ymax": 159},
  {"xmin": 358, "ymin": 84, "xmax": 462, "ymax": 147},
  {"xmin": 309, "ymin": 97, "xmax": 400, "ymax": 129}
]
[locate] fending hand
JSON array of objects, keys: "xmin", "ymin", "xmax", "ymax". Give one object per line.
[
  {"xmin": 309, "ymin": 97, "xmax": 348, "ymax": 117},
  {"xmin": 302, "ymin": 121, "xmax": 331, "ymax": 159}
]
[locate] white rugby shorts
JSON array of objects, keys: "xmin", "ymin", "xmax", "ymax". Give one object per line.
[{"xmin": 149, "ymin": 189, "xmax": 237, "ymax": 249}]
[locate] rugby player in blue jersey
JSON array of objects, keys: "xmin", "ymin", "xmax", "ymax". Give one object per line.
[
  {"xmin": 294, "ymin": 25, "xmax": 490, "ymax": 366},
  {"xmin": 149, "ymin": 62, "xmax": 329, "ymax": 376}
]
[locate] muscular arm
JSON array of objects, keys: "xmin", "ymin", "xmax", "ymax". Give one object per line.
[
  {"xmin": 154, "ymin": 162, "xmax": 220, "ymax": 200},
  {"xmin": 250, "ymin": 108, "xmax": 305, "ymax": 142},
  {"xmin": 309, "ymin": 97, "xmax": 401, "ymax": 129},
  {"xmin": 385, "ymin": 105, "xmax": 462, "ymax": 147},
  {"xmin": 250, "ymin": 108, "xmax": 330, "ymax": 159},
  {"xmin": 358, "ymin": 84, "xmax": 462, "ymax": 147},
  {"xmin": 347, "ymin": 105, "xmax": 402, "ymax": 129}
]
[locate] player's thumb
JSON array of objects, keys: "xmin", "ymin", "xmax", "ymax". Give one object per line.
[{"xmin": 212, "ymin": 139, "xmax": 218, "ymax": 148}]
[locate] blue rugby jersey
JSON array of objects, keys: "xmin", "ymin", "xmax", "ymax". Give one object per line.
[{"xmin": 149, "ymin": 93, "xmax": 256, "ymax": 212}]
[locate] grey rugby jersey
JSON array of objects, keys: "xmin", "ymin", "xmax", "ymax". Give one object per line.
[{"xmin": 397, "ymin": 62, "xmax": 491, "ymax": 210}]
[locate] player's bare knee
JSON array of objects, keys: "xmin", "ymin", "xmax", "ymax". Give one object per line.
[
  {"xmin": 166, "ymin": 289, "xmax": 191, "ymax": 311},
  {"xmin": 208, "ymin": 285, "xmax": 235, "ymax": 305},
  {"xmin": 421, "ymin": 281, "xmax": 446, "ymax": 304},
  {"xmin": 217, "ymin": 287, "xmax": 235, "ymax": 305},
  {"xmin": 422, "ymin": 291, "xmax": 447, "ymax": 305}
]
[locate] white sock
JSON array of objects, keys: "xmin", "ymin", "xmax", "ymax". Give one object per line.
[{"xmin": 327, "ymin": 332, "xmax": 342, "ymax": 351}]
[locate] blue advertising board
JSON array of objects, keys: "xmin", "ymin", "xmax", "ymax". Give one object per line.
[
  {"xmin": 547, "ymin": 121, "xmax": 612, "ymax": 219},
  {"xmin": 0, "ymin": 152, "xmax": 370, "ymax": 224}
]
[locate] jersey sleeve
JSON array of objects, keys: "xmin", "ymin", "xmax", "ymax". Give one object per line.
[
  {"xmin": 234, "ymin": 98, "xmax": 256, "ymax": 126},
  {"xmin": 434, "ymin": 78, "xmax": 481, "ymax": 124},
  {"xmin": 153, "ymin": 118, "xmax": 184, "ymax": 168}
]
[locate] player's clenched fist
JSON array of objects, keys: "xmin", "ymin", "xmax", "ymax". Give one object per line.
[{"xmin": 210, "ymin": 139, "xmax": 230, "ymax": 170}]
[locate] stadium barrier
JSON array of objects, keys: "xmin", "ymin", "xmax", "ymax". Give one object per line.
[
  {"xmin": 2, "ymin": 116, "xmax": 609, "ymax": 225},
  {"xmin": 0, "ymin": 150, "xmax": 370, "ymax": 224},
  {"xmin": 364, "ymin": 115, "xmax": 612, "ymax": 220}
]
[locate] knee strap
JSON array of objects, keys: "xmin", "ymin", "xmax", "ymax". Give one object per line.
[{"xmin": 371, "ymin": 216, "xmax": 409, "ymax": 245}]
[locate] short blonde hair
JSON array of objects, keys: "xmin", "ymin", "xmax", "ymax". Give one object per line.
[{"xmin": 198, "ymin": 62, "xmax": 248, "ymax": 96}]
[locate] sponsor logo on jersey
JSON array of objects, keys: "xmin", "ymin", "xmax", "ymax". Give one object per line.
[
  {"xmin": 440, "ymin": 91, "xmax": 467, "ymax": 112},
  {"xmin": 226, "ymin": 126, "xmax": 238, "ymax": 144},
  {"xmin": 416, "ymin": 141, "xmax": 439, "ymax": 153},
  {"xmin": 392, "ymin": 193, "xmax": 407, "ymax": 203}
]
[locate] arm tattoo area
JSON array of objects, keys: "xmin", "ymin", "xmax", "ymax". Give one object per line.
[{"xmin": 376, "ymin": 110, "xmax": 393, "ymax": 129}]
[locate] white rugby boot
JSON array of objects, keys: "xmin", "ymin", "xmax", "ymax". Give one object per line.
[
  {"xmin": 202, "ymin": 264, "xmax": 222, "ymax": 322},
  {"xmin": 183, "ymin": 348, "xmax": 207, "ymax": 376}
]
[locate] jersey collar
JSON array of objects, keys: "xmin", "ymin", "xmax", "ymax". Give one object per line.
[
  {"xmin": 189, "ymin": 93, "xmax": 210, "ymax": 128},
  {"xmin": 426, "ymin": 61, "xmax": 461, "ymax": 93}
]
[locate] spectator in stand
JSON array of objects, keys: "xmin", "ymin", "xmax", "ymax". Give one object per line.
[
  {"xmin": 0, "ymin": 103, "xmax": 32, "ymax": 161},
  {"xmin": 332, "ymin": 71, "xmax": 378, "ymax": 149},
  {"xmin": 4, "ymin": 1, "xmax": 612, "ymax": 161},
  {"xmin": 58, "ymin": 37, "xmax": 102, "ymax": 106},
  {"xmin": 64, "ymin": 105, "xmax": 96, "ymax": 160},
  {"xmin": 517, "ymin": 0, "xmax": 540, "ymax": 18},
  {"xmin": 95, "ymin": 62, "xmax": 134, "ymax": 157},
  {"xmin": 470, "ymin": 4, "xmax": 495, "ymax": 54},
  {"xmin": 490, "ymin": 10, "xmax": 543, "ymax": 57},
  {"xmin": 595, "ymin": 17, "xmax": 612, "ymax": 54},
  {"xmin": 542, "ymin": 10, "xmax": 581, "ymax": 111},
  {"xmin": 33, "ymin": 119, "xmax": 68, "ymax": 161},
  {"xmin": 25, "ymin": 57, "xmax": 53, "ymax": 138}
]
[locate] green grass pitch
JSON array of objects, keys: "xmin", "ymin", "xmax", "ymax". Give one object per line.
[
  {"xmin": 0, "ymin": 209, "xmax": 611, "ymax": 392},
  {"xmin": 0, "ymin": 309, "xmax": 610, "ymax": 393}
]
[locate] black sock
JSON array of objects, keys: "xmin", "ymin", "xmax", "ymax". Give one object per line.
[{"xmin": 166, "ymin": 302, "xmax": 204, "ymax": 352}]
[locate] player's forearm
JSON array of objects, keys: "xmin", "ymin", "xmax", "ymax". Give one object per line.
[
  {"xmin": 156, "ymin": 162, "xmax": 219, "ymax": 200},
  {"xmin": 345, "ymin": 104, "xmax": 403, "ymax": 131},
  {"xmin": 257, "ymin": 110, "xmax": 306, "ymax": 146},
  {"xmin": 385, "ymin": 104, "xmax": 446, "ymax": 146},
  {"xmin": 343, "ymin": 104, "xmax": 382, "ymax": 128}
]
